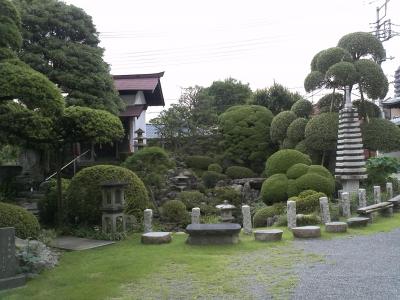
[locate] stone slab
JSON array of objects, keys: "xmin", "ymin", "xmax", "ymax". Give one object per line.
[
  {"xmin": 292, "ymin": 226, "xmax": 321, "ymax": 238},
  {"xmin": 0, "ymin": 274, "xmax": 26, "ymax": 291},
  {"xmin": 254, "ymin": 229, "xmax": 283, "ymax": 242},
  {"xmin": 325, "ymin": 222, "xmax": 348, "ymax": 233},
  {"xmin": 141, "ymin": 232, "xmax": 172, "ymax": 244},
  {"xmin": 185, "ymin": 223, "xmax": 241, "ymax": 245},
  {"xmin": 51, "ymin": 236, "xmax": 115, "ymax": 251},
  {"xmin": 347, "ymin": 217, "xmax": 369, "ymax": 227}
]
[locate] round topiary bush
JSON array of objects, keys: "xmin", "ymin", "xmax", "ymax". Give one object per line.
[
  {"xmin": 295, "ymin": 140, "xmax": 308, "ymax": 154},
  {"xmin": 289, "ymin": 190, "xmax": 326, "ymax": 214},
  {"xmin": 270, "ymin": 111, "xmax": 297, "ymax": 144},
  {"xmin": 353, "ymin": 99, "xmax": 381, "ymax": 119},
  {"xmin": 305, "ymin": 112, "xmax": 338, "ymax": 152},
  {"xmin": 66, "ymin": 165, "xmax": 150, "ymax": 225},
  {"xmin": 161, "ymin": 200, "xmax": 189, "ymax": 225},
  {"xmin": 287, "ymin": 179, "xmax": 299, "ymax": 197},
  {"xmin": 295, "ymin": 173, "xmax": 334, "ymax": 196},
  {"xmin": 225, "ymin": 166, "xmax": 256, "ymax": 179},
  {"xmin": 286, "ymin": 163, "xmax": 310, "ymax": 179},
  {"xmin": 260, "ymin": 174, "xmax": 288, "ymax": 205},
  {"xmin": 287, "ymin": 118, "xmax": 308, "ymax": 143},
  {"xmin": 0, "ymin": 202, "xmax": 40, "ymax": 239},
  {"xmin": 307, "ymin": 165, "xmax": 333, "ymax": 179},
  {"xmin": 208, "ymin": 163, "xmax": 223, "ymax": 173},
  {"xmin": 202, "ymin": 171, "xmax": 228, "ymax": 188},
  {"xmin": 185, "ymin": 155, "xmax": 215, "ymax": 170},
  {"xmin": 265, "ymin": 149, "xmax": 312, "ymax": 176},
  {"xmin": 253, "ymin": 203, "xmax": 285, "ymax": 227},
  {"xmin": 291, "ymin": 99, "xmax": 313, "ymax": 118},
  {"xmin": 177, "ymin": 190, "xmax": 206, "ymax": 210},
  {"xmin": 361, "ymin": 118, "xmax": 400, "ymax": 152},
  {"xmin": 317, "ymin": 93, "xmax": 344, "ymax": 113}
]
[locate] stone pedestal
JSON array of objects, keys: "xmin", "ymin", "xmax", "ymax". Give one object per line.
[
  {"xmin": 141, "ymin": 232, "xmax": 172, "ymax": 244},
  {"xmin": 0, "ymin": 228, "xmax": 26, "ymax": 290},
  {"xmin": 292, "ymin": 226, "xmax": 321, "ymax": 238},
  {"xmin": 358, "ymin": 188, "xmax": 367, "ymax": 208},
  {"xmin": 102, "ymin": 213, "xmax": 126, "ymax": 234},
  {"xmin": 325, "ymin": 222, "xmax": 347, "ymax": 233},
  {"xmin": 185, "ymin": 223, "xmax": 241, "ymax": 245},
  {"xmin": 342, "ymin": 180, "xmax": 360, "ymax": 196},
  {"xmin": 144, "ymin": 209, "xmax": 153, "ymax": 233},
  {"xmin": 191, "ymin": 207, "xmax": 200, "ymax": 225},
  {"xmin": 373, "ymin": 186, "xmax": 381, "ymax": 204},
  {"xmin": 347, "ymin": 217, "xmax": 369, "ymax": 227},
  {"xmin": 287, "ymin": 201, "xmax": 296, "ymax": 229},
  {"xmin": 319, "ymin": 196, "xmax": 331, "ymax": 224},
  {"xmin": 341, "ymin": 192, "xmax": 351, "ymax": 218},
  {"xmin": 254, "ymin": 229, "xmax": 283, "ymax": 242},
  {"xmin": 241, "ymin": 205, "xmax": 252, "ymax": 234},
  {"xmin": 386, "ymin": 182, "xmax": 393, "ymax": 200}
]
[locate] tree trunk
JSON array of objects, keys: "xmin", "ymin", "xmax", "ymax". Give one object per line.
[{"xmin": 56, "ymin": 147, "xmax": 64, "ymax": 227}]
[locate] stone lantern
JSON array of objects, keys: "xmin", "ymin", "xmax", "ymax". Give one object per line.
[
  {"xmin": 216, "ymin": 200, "xmax": 236, "ymax": 222},
  {"xmin": 173, "ymin": 173, "xmax": 189, "ymax": 192},
  {"xmin": 100, "ymin": 181, "xmax": 128, "ymax": 234},
  {"xmin": 134, "ymin": 128, "xmax": 146, "ymax": 150}
]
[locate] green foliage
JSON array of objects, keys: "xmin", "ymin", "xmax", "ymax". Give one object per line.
[
  {"xmin": 286, "ymin": 118, "xmax": 308, "ymax": 143},
  {"xmin": 219, "ymin": 105, "xmax": 274, "ymax": 173},
  {"xmin": 260, "ymin": 174, "xmax": 288, "ymax": 205},
  {"xmin": 314, "ymin": 47, "xmax": 352, "ymax": 73},
  {"xmin": 225, "ymin": 166, "xmax": 256, "ymax": 179},
  {"xmin": 304, "ymin": 71, "xmax": 324, "ymax": 92},
  {"xmin": 66, "ymin": 165, "xmax": 150, "ymax": 224},
  {"xmin": 253, "ymin": 203, "xmax": 285, "ymax": 227},
  {"xmin": 202, "ymin": 171, "xmax": 227, "ymax": 188},
  {"xmin": 291, "ymin": 99, "xmax": 313, "ymax": 118},
  {"xmin": 161, "ymin": 200, "xmax": 189, "ymax": 225},
  {"xmin": 294, "ymin": 173, "xmax": 335, "ymax": 196},
  {"xmin": 354, "ymin": 59, "xmax": 388, "ymax": 99},
  {"xmin": 289, "ymin": 190, "xmax": 326, "ymax": 214},
  {"xmin": 353, "ymin": 99, "xmax": 381, "ymax": 119},
  {"xmin": 265, "ymin": 149, "xmax": 311, "ymax": 176},
  {"xmin": 208, "ymin": 163, "xmax": 223, "ymax": 173},
  {"xmin": 366, "ymin": 156, "xmax": 400, "ymax": 186},
  {"xmin": 295, "ymin": 140, "xmax": 308, "ymax": 154},
  {"xmin": 308, "ymin": 165, "xmax": 333, "ymax": 178},
  {"xmin": 0, "ymin": 0, "xmax": 22, "ymax": 51},
  {"xmin": 212, "ymin": 186, "xmax": 242, "ymax": 207},
  {"xmin": 338, "ymin": 32, "xmax": 385, "ymax": 62},
  {"xmin": 317, "ymin": 93, "xmax": 344, "ymax": 113},
  {"xmin": 286, "ymin": 163, "xmax": 309, "ymax": 179},
  {"xmin": 270, "ymin": 111, "xmax": 297, "ymax": 145},
  {"xmin": 186, "ymin": 155, "xmax": 215, "ymax": 170},
  {"xmin": 296, "ymin": 214, "xmax": 321, "ymax": 226},
  {"xmin": 326, "ymin": 61, "xmax": 359, "ymax": 88},
  {"xmin": 15, "ymin": 0, "xmax": 123, "ymax": 114},
  {"xmin": 0, "ymin": 201, "xmax": 40, "ymax": 239},
  {"xmin": 38, "ymin": 179, "xmax": 70, "ymax": 226},
  {"xmin": 361, "ymin": 118, "xmax": 400, "ymax": 152},
  {"xmin": 281, "ymin": 138, "xmax": 296, "ymax": 149},
  {"xmin": 250, "ymin": 83, "xmax": 300, "ymax": 115},
  {"xmin": 177, "ymin": 191, "xmax": 206, "ymax": 210},
  {"xmin": 305, "ymin": 113, "xmax": 338, "ymax": 152},
  {"xmin": 0, "ymin": 144, "xmax": 19, "ymax": 164}
]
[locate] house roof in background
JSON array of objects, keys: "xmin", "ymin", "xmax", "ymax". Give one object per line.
[
  {"xmin": 119, "ymin": 105, "xmax": 146, "ymax": 117},
  {"xmin": 146, "ymin": 124, "xmax": 162, "ymax": 139}
]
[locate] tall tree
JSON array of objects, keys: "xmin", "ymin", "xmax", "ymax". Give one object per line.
[{"xmin": 13, "ymin": 0, "xmax": 123, "ymax": 114}]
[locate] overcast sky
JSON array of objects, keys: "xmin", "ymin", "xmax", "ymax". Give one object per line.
[{"xmin": 66, "ymin": 0, "xmax": 400, "ymax": 118}]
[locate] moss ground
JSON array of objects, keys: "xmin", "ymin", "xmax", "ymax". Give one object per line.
[{"xmin": 2, "ymin": 213, "xmax": 399, "ymax": 300}]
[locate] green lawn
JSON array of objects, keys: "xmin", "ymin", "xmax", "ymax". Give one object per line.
[{"xmin": 2, "ymin": 213, "xmax": 400, "ymax": 300}]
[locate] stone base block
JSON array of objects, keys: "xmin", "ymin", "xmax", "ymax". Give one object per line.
[
  {"xmin": 185, "ymin": 223, "xmax": 241, "ymax": 245},
  {"xmin": 347, "ymin": 217, "xmax": 369, "ymax": 227},
  {"xmin": 325, "ymin": 222, "xmax": 347, "ymax": 233},
  {"xmin": 141, "ymin": 232, "xmax": 172, "ymax": 244},
  {"xmin": 254, "ymin": 229, "xmax": 283, "ymax": 242},
  {"xmin": 0, "ymin": 274, "xmax": 26, "ymax": 290},
  {"xmin": 186, "ymin": 234, "xmax": 239, "ymax": 245},
  {"xmin": 292, "ymin": 226, "xmax": 321, "ymax": 238}
]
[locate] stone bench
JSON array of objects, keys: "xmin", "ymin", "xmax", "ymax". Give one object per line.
[
  {"xmin": 292, "ymin": 226, "xmax": 321, "ymax": 238},
  {"xmin": 185, "ymin": 223, "xmax": 241, "ymax": 245},
  {"xmin": 141, "ymin": 232, "xmax": 172, "ymax": 244},
  {"xmin": 357, "ymin": 202, "xmax": 393, "ymax": 221},
  {"xmin": 347, "ymin": 217, "xmax": 369, "ymax": 227},
  {"xmin": 254, "ymin": 229, "xmax": 283, "ymax": 242},
  {"xmin": 325, "ymin": 222, "xmax": 347, "ymax": 233}
]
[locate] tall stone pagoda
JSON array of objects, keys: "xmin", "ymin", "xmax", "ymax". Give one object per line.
[{"xmin": 335, "ymin": 87, "xmax": 367, "ymax": 193}]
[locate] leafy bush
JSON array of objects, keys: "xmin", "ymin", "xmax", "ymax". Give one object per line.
[
  {"xmin": 291, "ymin": 99, "xmax": 313, "ymax": 118},
  {"xmin": 270, "ymin": 111, "xmax": 297, "ymax": 144},
  {"xmin": 202, "ymin": 171, "xmax": 227, "ymax": 188},
  {"xmin": 296, "ymin": 214, "xmax": 321, "ymax": 226},
  {"xmin": 282, "ymin": 138, "xmax": 296, "ymax": 149},
  {"xmin": 265, "ymin": 149, "xmax": 311, "ymax": 176},
  {"xmin": 225, "ymin": 166, "xmax": 256, "ymax": 179},
  {"xmin": 317, "ymin": 93, "xmax": 344, "ymax": 113},
  {"xmin": 38, "ymin": 179, "xmax": 70, "ymax": 226},
  {"xmin": 185, "ymin": 155, "xmax": 215, "ymax": 170},
  {"xmin": 212, "ymin": 186, "xmax": 242, "ymax": 207},
  {"xmin": 295, "ymin": 140, "xmax": 308, "ymax": 154},
  {"xmin": 260, "ymin": 174, "xmax": 288, "ymax": 205},
  {"xmin": 208, "ymin": 163, "xmax": 223, "ymax": 173},
  {"xmin": 286, "ymin": 118, "xmax": 308, "ymax": 143},
  {"xmin": 287, "ymin": 179, "xmax": 299, "ymax": 197},
  {"xmin": 253, "ymin": 203, "xmax": 286, "ymax": 227},
  {"xmin": 66, "ymin": 165, "xmax": 149, "ymax": 225},
  {"xmin": 295, "ymin": 173, "xmax": 335, "ymax": 196},
  {"xmin": 308, "ymin": 165, "xmax": 333, "ymax": 179},
  {"xmin": 366, "ymin": 156, "xmax": 400, "ymax": 186},
  {"xmin": 353, "ymin": 99, "xmax": 381, "ymax": 119},
  {"xmin": 286, "ymin": 163, "xmax": 309, "ymax": 179},
  {"xmin": 177, "ymin": 190, "xmax": 206, "ymax": 210},
  {"xmin": 161, "ymin": 200, "xmax": 189, "ymax": 224},
  {"xmin": 361, "ymin": 118, "xmax": 400, "ymax": 152},
  {"xmin": 305, "ymin": 112, "xmax": 338, "ymax": 152},
  {"xmin": 289, "ymin": 190, "xmax": 326, "ymax": 214},
  {"xmin": 0, "ymin": 202, "xmax": 40, "ymax": 239}
]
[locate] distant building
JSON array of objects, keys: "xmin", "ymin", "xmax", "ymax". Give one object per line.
[{"xmin": 382, "ymin": 66, "xmax": 400, "ymax": 124}]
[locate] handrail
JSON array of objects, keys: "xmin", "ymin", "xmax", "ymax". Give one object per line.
[{"xmin": 44, "ymin": 150, "xmax": 91, "ymax": 181}]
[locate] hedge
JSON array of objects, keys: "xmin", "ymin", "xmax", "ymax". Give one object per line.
[
  {"xmin": 161, "ymin": 200, "xmax": 189, "ymax": 225},
  {"xmin": 177, "ymin": 191, "xmax": 206, "ymax": 210},
  {"xmin": 185, "ymin": 155, "xmax": 215, "ymax": 170},
  {"xmin": 289, "ymin": 190, "xmax": 326, "ymax": 214},
  {"xmin": 286, "ymin": 163, "xmax": 309, "ymax": 179},
  {"xmin": 260, "ymin": 174, "xmax": 288, "ymax": 205},
  {"xmin": 253, "ymin": 203, "xmax": 286, "ymax": 227},
  {"xmin": 225, "ymin": 166, "xmax": 256, "ymax": 179},
  {"xmin": 202, "ymin": 171, "xmax": 227, "ymax": 188},
  {"xmin": 265, "ymin": 149, "xmax": 311, "ymax": 176},
  {"xmin": 294, "ymin": 173, "xmax": 335, "ymax": 196},
  {"xmin": 208, "ymin": 163, "xmax": 223, "ymax": 173}
]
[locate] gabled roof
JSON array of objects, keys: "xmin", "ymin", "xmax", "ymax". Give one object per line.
[
  {"xmin": 113, "ymin": 72, "xmax": 165, "ymax": 106},
  {"xmin": 119, "ymin": 105, "xmax": 146, "ymax": 118}
]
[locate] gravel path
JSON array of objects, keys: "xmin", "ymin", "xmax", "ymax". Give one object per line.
[{"xmin": 292, "ymin": 228, "xmax": 400, "ymax": 300}]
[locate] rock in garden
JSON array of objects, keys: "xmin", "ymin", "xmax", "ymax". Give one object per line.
[
  {"xmin": 325, "ymin": 222, "xmax": 348, "ymax": 233},
  {"xmin": 254, "ymin": 229, "xmax": 283, "ymax": 242},
  {"xmin": 292, "ymin": 226, "xmax": 321, "ymax": 238},
  {"xmin": 141, "ymin": 232, "xmax": 172, "ymax": 244}
]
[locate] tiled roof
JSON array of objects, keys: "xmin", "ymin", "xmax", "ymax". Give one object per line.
[
  {"xmin": 119, "ymin": 105, "xmax": 145, "ymax": 117},
  {"xmin": 113, "ymin": 72, "xmax": 164, "ymax": 92}
]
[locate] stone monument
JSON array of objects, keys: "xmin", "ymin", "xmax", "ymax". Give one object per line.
[
  {"xmin": 358, "ymin": 188, "xmax": 367, "ymax": 208},
  {"xmin": 241, "ymin": 205, "xmax": 252, "ymax": 234},
  {"xmin": 143, "ymin": 209, "xmax": 153, "ymax": 233},
  {"xmin": 319, "ymin": 196, "xmax": 331, "ymax": 224},
  {"xmin": 335, "ymin": 86, "xmax": 367, "ymax": 194},
  {"xmin": 373, "ymin": 186, "xmax": 381, "ymax": 204},
  {"xmin": 341, "ymin": 192, "xmax": 351, "ymax": 218},
  {"xmin": 0, "ymin": 227, "xmax": 25, "ymax": 290},
  {"xmin": 287, "ymin": 201, "xmax": 296, "ymax": 229},
  {"xmin": 386, "ymin": 182, "xmax": 393, "ymax": 200},
  {"xmin": 191, "ymin": 207, "xmax": 200, "ymax": 225}
]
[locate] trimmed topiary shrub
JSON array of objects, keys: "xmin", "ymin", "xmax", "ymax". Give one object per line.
[
  {"xmin": 281, "ymin": 138, "xmax": 296, "ymax": 149},
  {"xmin": 265, "ymin": 149, "xmax": 312, "ymax": 176},
  {"xmin": 0, "ymin": 202, "xmax": 40, "ymax": 239},
  {"xmin": 202, "ymin": 171, "xmax": 227, "ymax": 188},
  {"xmin": 225, "ymin": 166, "xmax": 256, "ymax": 179},
  {"xmin": 212, "ymin": 186, "xmax": 242, "ymax": 207},
  {"xmin": 270, "ymin": 111, "xmax": 297, "ymax": 144},
  {"xmin": 208, "ymin": 163, "xmax": 223, "ymax": 173},
  {"xmin": 185, "ymin": 155, "xmax": 215, "ymax": 170},
  {"xmin": 286, "ymin": 118, "xmax": 308, "ymax": 143},
  {"xmin": 295, "ymin": 173, "xmax": 334, "ymax": 196},
  {"xmin": 66, "ymin": 165, "xmax": 150, "ymax": 225},
  {"xmin": 161, "ymin": 200, "xmax": 189, "ymax": 225},
  {"xmin": 260, "ymin": 174, "xmax": 288, "ymax": 205},
  {"xmin": 295, "ymin": 140, "xmax": 308, "ymax": 154},
  {"xmin": 253, "ymin": 203, "xmax": 286, "ymax": 227},
  {"xmin": 296, "ymin": 214, "xmax": 321, "ymax": 226},
  {"xmin": 286, "ymin": 163, "xmax": 309, "ymax": 179},
  {"xmin": 305, "ymin": 112, "xmax": 338, "ymax": 152},
  {"xmin": 289, "ymin": 190, "xmax": 326, "ymax": 214},
  {"xmin": 361, "ymin": 118, "xmax": 400, "ymax": 152},
  {"xmin": 291, "ymin": 99, "xmax": 313, "ymax": 118},
  {"xmin": 353, "ymin": 99, "xmax": 381, "ymax": 119},
  {"xmin": 317, "ymin": 93, "xmax": 344, "ymax": 113},
  {"xmin": 308, "ymin": 165, "xmax": 333, "ymax": 179},
  {"xmin": 287, "ymin": 179, "xmax": 299, "ymax": 197},
  {"xmin": 177, "ymin": 191, "xmax": 206, "ymax": 210}
]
